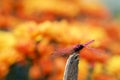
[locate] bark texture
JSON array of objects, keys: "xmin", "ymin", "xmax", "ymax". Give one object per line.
[{"xmin": 63, "ymin": 53, "xmax": 79, "ymax": 80}]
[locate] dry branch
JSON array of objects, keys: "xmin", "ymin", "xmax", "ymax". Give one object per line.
[{"xmin": 63, "ymin": 53, "xmax": 79, "ymax": 80}]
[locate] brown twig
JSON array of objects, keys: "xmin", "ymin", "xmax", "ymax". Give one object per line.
[{"xmin": 63, "ymin": 53, "xmax": 79, "ymax": 80}]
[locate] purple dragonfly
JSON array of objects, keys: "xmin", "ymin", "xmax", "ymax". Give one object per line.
[{"xmin": 51, "ymin": 40, "xmax": 95, "ymax": 57}]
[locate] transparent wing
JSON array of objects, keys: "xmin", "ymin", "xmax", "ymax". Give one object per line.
[{"xmin": 51, "ymin": 45, "xmax": 76, "ymax": 57}]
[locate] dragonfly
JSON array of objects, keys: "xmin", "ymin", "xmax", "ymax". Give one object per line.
[
  {"xmin": 51, "ymin": 40, "xmax": 110, "ymax": 63},
  {"xmin": 51, "ymin": 40, "xmax": 95, "ymax": 57}
]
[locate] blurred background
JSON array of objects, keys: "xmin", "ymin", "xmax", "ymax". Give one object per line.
[{"xmin": 0, "ymin": 0, "xmax": 120, "ymax": 80}]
